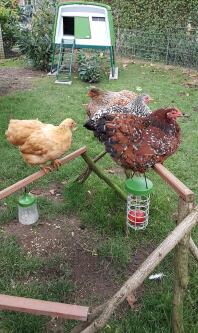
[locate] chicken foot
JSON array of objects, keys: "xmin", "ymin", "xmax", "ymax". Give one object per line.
[
  {"xmin": 51, "ymin": 159, "xmax": 62, "ymax": 170},
  {"xmin": 40, "ymin": 160, "xmax": 62, "ymax": 173},
  {"xmin": 40, "ymin": 165, "xmax": 54, "ymax": 173}
]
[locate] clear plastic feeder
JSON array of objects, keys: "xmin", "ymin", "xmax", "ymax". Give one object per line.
[
  {"xmin": 125, "ymin": 177, "xmax": 153, "ymax": 230},
  {"xmin": 18, "ymin": 192, "xmax": 39, "ymax": 225}
]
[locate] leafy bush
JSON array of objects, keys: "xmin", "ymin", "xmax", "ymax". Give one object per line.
[
  {"xmin": 0, "ymin": 0, "xmax": 20, "ymax": 50},
  {"xmin": 17, "ymin": 0, "xmax": 55, "ymax": 70},
  {"xmin": 77, "ymin": 51, "xmax": 101, "ymax": 83}
]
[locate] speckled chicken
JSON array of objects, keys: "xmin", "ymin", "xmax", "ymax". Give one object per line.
[
  {"xmin": 84, "ymin": 108, "xmax": 182, "ymax": 173},
  {"xmin": 84, "ymin": 94, "xmax": 152, "ymax": 138},
  {"xmin": 86, "ymin": 87, "xmax": 138, "ymax": 117}
]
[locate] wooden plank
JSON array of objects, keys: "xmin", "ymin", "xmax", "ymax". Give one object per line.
[
  {"xmin": 154, "ymin": 163, "xmax": 194, "ymax": 202},
  {"xmin": 0, "ymin": 294, "xmax": 89, "ymax": 321},
  {"xmin": 0, "ymin": 146, "xmax": 87, "ymax": 201}
]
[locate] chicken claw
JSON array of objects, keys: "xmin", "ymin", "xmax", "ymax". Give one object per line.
[
  {"xmin": 51, "ymin": 159, "xmax": 62, "ymax": 170},
  {"xmin": 41, "ymin": 165, "xmax": 54, "ymax": 173}
]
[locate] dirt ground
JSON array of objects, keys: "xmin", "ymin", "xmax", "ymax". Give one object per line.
[
  {"xmin": 2, "ymin": 183, "xmax": 156, "ymax": 306},
  {"xmin": 0, "ymin": 67, "xmax": 44, "ymax": 97}
]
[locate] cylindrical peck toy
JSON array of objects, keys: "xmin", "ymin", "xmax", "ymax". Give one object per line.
[
  {"xmin": 18, "ymin": 191, "xmax": 39, "ymax": 225},
  {"xmin": 125, "ymin": 176, "xmax": 153, "ymax": 230}
]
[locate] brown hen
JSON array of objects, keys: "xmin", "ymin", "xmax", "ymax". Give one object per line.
[{"xmin": 85, "ymin": 108, "xmax": 182, "ymax": 173}]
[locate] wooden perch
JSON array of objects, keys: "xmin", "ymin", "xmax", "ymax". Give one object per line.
[
  {"xmin": 154, "ymin": 163, "xmax": 194, "ymax": 202},
  {"xmin": 75, "ymin": 207, "xmax": 198, "ymax": 333},
  {"xmin": 0, "ymin": 294, "xmax": 89, "ymax": 321},
  {"xmin": 81, "ymin": 152, "xmax": 127, "ymax": 201},
  {"xmin": 0, "ymin": 147, "xmax": 87, "ymax": 201}
]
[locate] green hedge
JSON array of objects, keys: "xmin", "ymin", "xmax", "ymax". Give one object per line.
[{"xmin": 87, "ymin": 0, "xmax": 198, "ymax": 30}]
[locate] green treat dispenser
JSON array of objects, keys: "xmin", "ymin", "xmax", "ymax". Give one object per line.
[{"xmin": 125, "ymin": 176, "xmax": 153, "ymax": 230}]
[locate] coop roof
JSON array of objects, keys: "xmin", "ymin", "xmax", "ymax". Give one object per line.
[{"xmin": 57, "ymin": 2, "xmax": 112, "ymax": 11}]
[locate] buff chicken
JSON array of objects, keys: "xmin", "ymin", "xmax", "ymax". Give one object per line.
[
  {"xmin": 19, "ymin": 118, "xmax": 76, "ymax": 171},
  {"xmin": 86, "ymin": 87, "xmax": 138, "ymax": 117},
  {"xmin": 5, "ymin": 119, "xmax": 44, "ymax": 146},
  {"xmin": 84, "ymin": 108, "xmax": 182, "ymax": 174}
]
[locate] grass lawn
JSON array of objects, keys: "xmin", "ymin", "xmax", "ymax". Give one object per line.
[{"xmin": 0, "ymin": 58, "xmax": 198, "ymax": 333}]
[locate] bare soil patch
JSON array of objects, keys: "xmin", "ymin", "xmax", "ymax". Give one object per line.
[
  {"xmin": 30, "ymin": 182, "xmax": 65, "ymax": 203},
  {"xmin": 0, "ymin": 67, "xmax": 44, "ymax": 97},
  {"xmin": 2, "ymin": 213, "xmax": 155, "ymax": 305}
]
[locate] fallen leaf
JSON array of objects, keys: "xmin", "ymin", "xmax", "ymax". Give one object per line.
[
  {"xmin": 126, "ymin": 293, "xmax": 137, "ymax": 309},
  {"xmin": 49, "ymin": 189, "xmax": 55, "ymax": 195}
]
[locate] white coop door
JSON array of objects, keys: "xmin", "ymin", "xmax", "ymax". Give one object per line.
[{"xmin": 91, "ymin": 17, "xmax": 108, "ymax": 45}]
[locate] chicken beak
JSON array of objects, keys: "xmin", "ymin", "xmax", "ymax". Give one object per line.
[
  {"xmin": 148, "ymin": 97, "xmax": 154, "ymax": 102},
  {"xmin": 176, "ymin": 111, "xmax": 183, "ymax": 117}
]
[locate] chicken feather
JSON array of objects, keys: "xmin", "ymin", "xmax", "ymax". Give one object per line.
[{"xmin": 5, "ymin": 119, "xmax": 44, "ymax": 146}]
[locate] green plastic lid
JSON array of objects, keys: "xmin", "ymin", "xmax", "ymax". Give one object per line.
[
  {"xmin": 18, "ymin": 192, "xmax": 36, "ymax": 207},
  {"xmin": 125, "ymin": 176, "xmax": 153, "ymax": 196}
]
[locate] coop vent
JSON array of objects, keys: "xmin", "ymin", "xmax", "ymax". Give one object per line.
[{"xmin": 92, "ymin": 17, "xmax": 105, "ymax": 22}]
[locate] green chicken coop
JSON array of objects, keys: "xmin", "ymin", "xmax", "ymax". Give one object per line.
[{"xmin": 51, "ymin": 1, "xmax": 117, "ymax": 84}]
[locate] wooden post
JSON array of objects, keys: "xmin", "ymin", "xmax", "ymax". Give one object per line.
[
  {"xmin": 172, "ymin": 198, "xmax": 194, "ymax": 333},
  {"xmin": 81, "ymin": 152, "xmax": 127, "ymax": 201},
  {"xmin": 75, "ymin": 151, "xmax": 106, "ymax": 183},
  {"xmin": 0, "ymin": 24, "xmax": 5, "ymax": 59}
]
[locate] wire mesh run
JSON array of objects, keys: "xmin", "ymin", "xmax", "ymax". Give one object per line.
[{"xmin": 126, "ymin": 194, "xmax": 150, "ymax": 230}]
